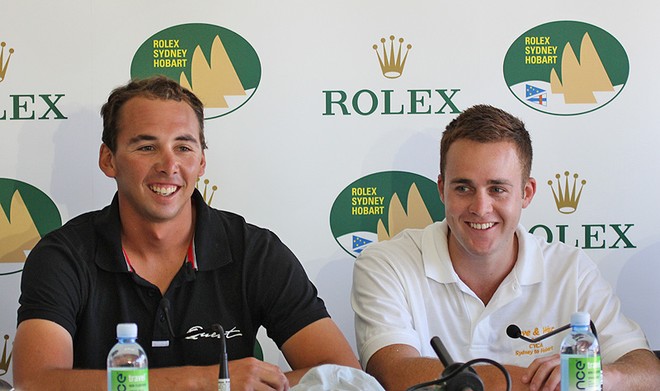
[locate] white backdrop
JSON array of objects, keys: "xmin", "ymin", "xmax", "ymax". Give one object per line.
[{"xmin": 2, "ymin": 1, "xmax": 659, "ymax": 386}]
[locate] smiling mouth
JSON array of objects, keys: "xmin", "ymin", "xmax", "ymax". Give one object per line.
[
  {"xmin": 149, "ymin": 185, "xmax": 179, "ymax": 196},
  {"xmin": 468, "ymin": 222, "xmax": 495, "ymax": 230}
]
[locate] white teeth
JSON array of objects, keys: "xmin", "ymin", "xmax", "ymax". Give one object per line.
[
  {"xmin": 469, "ymin": 222, "xmax": 494, "ymax": 230},
  {"xmin": 149, "ymin": 185, "xmax": 178, "ymax": 196}
]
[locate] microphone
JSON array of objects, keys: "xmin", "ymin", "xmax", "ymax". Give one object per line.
[
  {"xmin": 161, "ymin": 298, "xmax": 177, "ymax": 340},
  {"xmin": 506, "ymin": 321, "xmax": 598, "ymax": 343},
  {"xmin": 212, "ymin": 323, "xmax": 230, "ymax": 391},
  {"xmin": 430, "ymin": 336, "xmax": 484, "ymax": 391},
  {"xmin": 158, "ymin": 298, "xmax": 231, "ymax": 390}
]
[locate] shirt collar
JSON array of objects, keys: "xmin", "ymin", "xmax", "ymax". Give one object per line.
[
  {"xmin": 422, "ymin": 221, "xmax": 544, "ymax": 286},
  {"xmin": 94, "ymin": 189, "xmax": 231, "ymax": 273},
  {"xmin": 423, "ymin": 220, "xmax": 459, "ymax": 284},
  {"xmin": 121, "ymin": 239, "xmax": 197, "ymax": 272},
  {"xmin": 512, "ymin": 224, "xmax": 544, "ymax": 286},
  {"xmin": 190, "ymin": 188, "xmax": 232, "ymax": 271}
]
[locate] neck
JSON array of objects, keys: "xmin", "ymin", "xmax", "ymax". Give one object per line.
[
  {"xmin": 119, "ymin": 205, "xmax": 197, "ymax": 294},
  {"xmin": 118, "ymin": 200, "xmax": 196, "ymax": 253},
  {"xmin": 448, "ymin": 234, "xmax": 518, "ymax": 305}
]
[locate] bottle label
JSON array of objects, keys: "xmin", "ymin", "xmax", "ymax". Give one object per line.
[
  {"xmin": 108, "ymin": 368, "xmax": 149, "ymax": 391},
  {"xmin": 562, "ymin": 355, "xmax": 602, "ymax": 391}
]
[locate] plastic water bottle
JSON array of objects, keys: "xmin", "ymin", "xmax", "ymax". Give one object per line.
[
  {"xmin": 107, "ymin": 323, "xmax": 149, "ymax": 391},
  {"xmin": 560, "ymin": 312, "xmax": 602, "ymax": 391}
]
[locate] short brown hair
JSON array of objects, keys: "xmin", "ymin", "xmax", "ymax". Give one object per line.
[
  {"xmin": 101, "ymin": 75, "xmax": 206, "ymax": 152},
  {"xmin": 440, "ymin": 104, "xmax": 532, "ymax": 181}
]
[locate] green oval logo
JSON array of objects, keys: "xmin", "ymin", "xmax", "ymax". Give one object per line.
[
  {"xmin": 0, "ymin": 178, "xmax": 61, "ymax": 275},
  {"xmin": 329, "ymin": 171, "xmax": 444, "ymax": 258},
  {"xmin": 503, "ymin": 21, "xmax": 628, "ymax": 116},
  {"xmin": 131, "ymin": 23, "xmax": 261, "ymax": 120}
]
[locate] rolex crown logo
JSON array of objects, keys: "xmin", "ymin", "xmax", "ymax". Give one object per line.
[
  {"xmin": 196, "ymin": 178, "xmax": 218, "ymax": 206},
  {"xmin": 547, "ymin": 171, "xmax": 587, "ymax": 214},
  {"xmin": 0, "ymin": 42, "xmax": 15, "ymax": 83},
  {"xmin": 0, "ymin": 334, "xmax": 11, "ymax": 376},
  {"xmin": 373, "ymin": 35, "xmax": 412, "ymax": 79}
]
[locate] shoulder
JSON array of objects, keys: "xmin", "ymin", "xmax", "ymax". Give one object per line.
[
  {"xmin": 516, "ymin": 226, "xmax": 599, "ymax": 281},
  {"xmin": 30, "ymin": 208, "xmax": 108, "ymax": 258},
  {"xmin": 196, "ymin": 202, "xmax": 296, "ymax": 270},
  {"xmin": 357, "ymin": 222, "xmax": 443, "ymax": 261},
  {"xmin": 198, "ymin": 196, "xmax": 278, "ymax": 240},
  {"xmin": 353, "ymin": 222, "xmax": 444, "ymax": 281},
  {"xmin": 205, "ymin": 207, "xmax": 286, "ymax": 249}
]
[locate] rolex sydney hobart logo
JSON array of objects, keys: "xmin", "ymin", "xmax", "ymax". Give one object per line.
[
  {"xmin": 132, "ymin": 23, "xmax": 262, "ymax": 120},
  {"xmin": 503, "ymin": 21, "xmax": 629, "ymax": 115}
]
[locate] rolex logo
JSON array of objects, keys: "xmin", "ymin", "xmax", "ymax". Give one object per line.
[
  {"xmin": 0, "ymin": 42, "xmax": 15, "ymax": 83},
  {"xmin": 373, "ymin": 35, "xmax": 412, "ymax": 79},
  {"xmin": 547, "ymin": 171, "xmax": 587, "ymax": 214},
  {"xmin": 0, "ymin": 334, "xmax": 11, "ymax": 376},
  {"xmin": 196, "ymin": 178, "xmax": 218, "ymax": 206}
]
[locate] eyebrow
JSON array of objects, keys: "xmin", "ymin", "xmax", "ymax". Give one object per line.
[
  {"xmin": 127, "ymin": 134, "xmax": 200, "ymax": 145},
  {"xmin": 450, "ymin": 178, "xmax": 514, "ymax": 186}
]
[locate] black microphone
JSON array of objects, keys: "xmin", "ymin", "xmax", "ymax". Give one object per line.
[
  {"xmin": 506, "ymin": 321, "xmax": 598, "ymax": 343},
  {"xmin": 161, "ymin": 298, "xmax": 177, "ymax": 340},
  {"xmin": 212, "ymin": 323, "xmax": 230, "ymax": 391},
  {"xmin": 430, "ymin": 336, "xmax": 484, "ymax": 391}
]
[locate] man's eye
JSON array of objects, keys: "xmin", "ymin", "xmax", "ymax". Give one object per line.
[{"xmin": 138, "ymin": 145, "xmax": 155, "ymax": 151}]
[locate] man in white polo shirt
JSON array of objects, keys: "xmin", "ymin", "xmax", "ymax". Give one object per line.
[{"xmin": 351, "ymin": 104, "xmax": 660, "ymax": 390}]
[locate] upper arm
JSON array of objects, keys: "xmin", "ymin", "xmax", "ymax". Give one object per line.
[
  {"xmin": 13, "ymin": 319, "xmax": 74, "ymax": 383},
  {"xmin": 366, "ymin": 343, "xmax": 423, "ymax": 375},
  {"xmin": 280, "ymin": 317, "xmax": 360, "ymax": 370}
]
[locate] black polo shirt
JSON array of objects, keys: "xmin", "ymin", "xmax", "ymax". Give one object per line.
[{"xmin": 18, "ymin": 189, "xmax": 329, "ymax": 369}]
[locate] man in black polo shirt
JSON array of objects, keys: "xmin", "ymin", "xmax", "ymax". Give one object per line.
[{"xmin": 13, "ymin": 76, "xmax": 360, "ymax": 390}]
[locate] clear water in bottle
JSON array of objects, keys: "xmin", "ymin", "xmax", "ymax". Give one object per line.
[
  {"xmin": 560, "ymin": 312, "xmax": 602, "ymax": 391},
  {"xmin": 107, "ymin": 323, "xmax": 149, "ymax": 391}
]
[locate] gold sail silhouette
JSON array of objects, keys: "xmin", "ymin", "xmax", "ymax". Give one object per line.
[
  {"xmin": 377, "ymin": 183, "xmax": 433, "ymax": 241},
  {"xmin": 0, "ymin": 190, "xmax": 41, "ymax": 262},
  {"xmin": 550, "ymin": 32, "xmax": 614, "ymax": 104},
  {"xmin": 180, "ymin": 35, "xmax": 246, "ymax": 108}
]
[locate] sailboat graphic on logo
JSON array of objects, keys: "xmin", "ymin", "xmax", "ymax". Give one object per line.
[{"xmin": 0, "ymin": 179, "xmax": 61, "ymax": 274}]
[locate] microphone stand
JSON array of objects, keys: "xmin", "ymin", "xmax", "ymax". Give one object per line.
[
  {"xmin": 506, "ymin": 321, "xmax": 598, "ymax": 343},
  {"xmin": 212, "ymin": 324, "xmax": 230, "ymax": 391},
  {"xmin": 161, "ymin": 298, "xmax": 231, "ymax": 390},
  {"xmin": 405, "ymin": 337, "xmax": 511, "ymax": 391},
  {"xmin": 431, "ymin": 336, "xmax": 484, "ymax": 391}
]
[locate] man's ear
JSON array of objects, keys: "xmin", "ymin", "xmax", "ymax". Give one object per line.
[
  {"xmin": 522, "ymin": 177, "xmax": 537, "ymax": 209},
  {"xmin": 198, "ymin": 150, "xmax": 206, "ymax": 178},
  {"xmin": 437, "ymin": 174, "xmax": 445, "ymax": 203},
  {"xmin": 98, "ymin": 144, "xmax": 116, "ymax": 178}
]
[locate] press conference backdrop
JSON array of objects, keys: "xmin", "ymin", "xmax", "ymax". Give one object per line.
[{"xmin": 1, "ymin": 1, "xmax": 659, "ymax": 385}]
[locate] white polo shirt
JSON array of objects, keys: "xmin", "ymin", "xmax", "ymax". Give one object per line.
[{"xmin": 351, "ymin": 221, "xmax": 649, "ymax": 369}]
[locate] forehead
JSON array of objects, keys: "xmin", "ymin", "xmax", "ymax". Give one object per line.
[
  {"xmin": 445, "ymin": 139, "xmax": 523, "ymax": 177},
  {"xmin": 117, "ymin": 96, "xmax": 201, "ymax": 140}
]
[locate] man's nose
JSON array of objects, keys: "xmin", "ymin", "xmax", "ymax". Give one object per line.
[
  {"xmin": 156, "ymin": 150, "xmax": 179, "ymax": 174},
  {"xmin": 469, "ymin": 190, "xmax": 492, "ymax": 216}
]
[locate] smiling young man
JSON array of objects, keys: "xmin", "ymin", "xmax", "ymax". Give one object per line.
[
  {"xmin": 13, "ymin": 76, "xmax": 359, "ymax": 390},
  {"xmin": 351, "ymin": 105, "xmax": 659, "ymax": 391}
]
